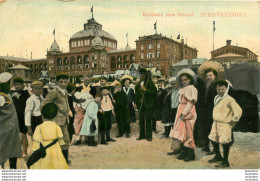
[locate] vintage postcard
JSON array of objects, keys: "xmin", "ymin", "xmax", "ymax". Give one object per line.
[{"xmin": 0, "ymin": 0, "xmax": 259, "ymax": 180}]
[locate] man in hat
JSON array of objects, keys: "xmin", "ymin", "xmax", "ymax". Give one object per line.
[
  {"xmin": 135, "ymin": 68, "xmax": 157, "ymax": 141},
  {"xmin": 25, "ymin": 81, "xmax": 44, "ymax": 136},
  {"xmin": 41, "ymin": 72, "xmax": 71, "ymax": 164},
  {"xmin": 0, "ymin": 72, "xmax": 22, "ymax": 169},
  {"xmin": 163, "ymin": 77, "xmax": 180, "ymax": 138},
  {"xmin": 10, "ymin": 77, "xmax": 30, "ymax": 158},
  {"xmin": 98, "ymin": 86, "xmax": 116, "ymax": 144},
  {"xmin": 113, "ymin": 82, "xmax": 130, "ymax": 138},
  {"xmin": 152, "ymin": 77, "xmax": 167, "ymax": 134},
  {"xmin": 76, "ymin": 73, "xmax": 97, "ymax": 97},
  {"xmin": 202, "ymin": 69, "xmax": 218, "ymax": 154},
  {"xmin": 121, "ymin": 75, "xmax": 136, "ymax": 123}
]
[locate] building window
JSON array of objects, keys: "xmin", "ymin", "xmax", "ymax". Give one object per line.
[
  {"xmin": 157, "ymin": 52, "xmax": 160, "ymax": 58},
  {"xmin": 147, "ymin": 52, "xmax": 154, "ymax": 59},
  {"xmin": 78, "ymin": 41, "xmax": 81, "ymax": 47},
  {"xmin": 147, "ymin": 44, "xmax": 154, "ymax": 50},
  {"xmin": 85, "ymin": 64, "xmax": 89, "ymax": 68},
  {"xmin": 141, "ymin": 53, "xmax": 144, "ymax": 59},
  {"xmin": 141, "ymin": 44, "xmax": 144, "ymax": 50},
  {"xmin": 157, "ymin": 43, "xmax": 160, "ymax": 49},
  {"xmin": 65, "ymin": 66, "xmax": 68, "ymax": 70},
  {"xmin": 84, "ymin": 40, "xmax": 87, "ymax": 46},
  {"xmin": 92, "ymin": 62, "xmax": 95, "ymax": 67},
  {"xmin": 95, "ymin": 55, "xmax": 98, "ymax": 60}
]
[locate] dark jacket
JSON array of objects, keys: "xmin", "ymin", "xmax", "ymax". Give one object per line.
[
  {"xmin": 113, "ymin": 90, "xmax": 129, "ymax": 111},
  {"xmin": 10, "ymin": 90, "xmax": 30, "ymax": 133},
  {"xmin": 135, "ymin": 75, "xmax": 157, "ymax": 110},
  {"xmin": 123, "ymin": 86, "xmax": 135, "ymax": 104},
  {"xmin": 153, "ymin": 88, "xmax": 168, "ymax": 120}
]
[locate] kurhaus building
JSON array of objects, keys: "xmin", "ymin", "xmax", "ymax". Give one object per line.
[{"xmin": 0, "ymin": 14, "xmax": 199, "ymax": 81}]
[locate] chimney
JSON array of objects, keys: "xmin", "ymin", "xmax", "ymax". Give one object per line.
[
  {"xmin": 188, "ymin": 59, "xmax": 193, "ymax": 68},
  {"xmin": 226, "ymin": 40, "xmax": 232, "ymax": 46}
]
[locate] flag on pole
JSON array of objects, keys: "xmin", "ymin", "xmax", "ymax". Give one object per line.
[
  {"xmin": 53, "ymin": 29, "xmax": 55, "ymax": 35},
  {"xmin": 91, "ymin": 6, "xmax": 93, "ymax": 12},
  {"xmin": 126, "ymin": 33, "xmax": 128, "ymax": 38},
  {"xmin": 177, "ymin": 34, "xmax": 180, "ymax": 39},
  {"xmin": 154, "ymin": 21, "xmax": 157, "ymax": 30},
  {"xmin": 213, "ymin": 21, "xmax": 216, "ymax": 32}
]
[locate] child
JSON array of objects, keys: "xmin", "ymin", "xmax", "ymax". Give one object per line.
[
  {"xmin": 73, "ymin": 92, "xmax": 93, "ymax": 145},
  {"xmin": 25, "ymin": 81, "xmax": 43, "ymax": 135},
  {"xmin": 80, "ymin": 94, "xmax": 100, "ymax": 146},
  {"xmin": 0, "ymin": 72, "xmax": 22, "ymax": 169},
  {"xmin": 208, "ymin": 80, "xmax": 242, "ymax": 168},
  {"xmin": 30, "ymin": 102, "xmax": 69, "ymax": 169},
  {"xmin": 11, "ymin": 77, "xmax": 30, "ymax": 158},
  {"xmin": 66, "ymin": 82, "xmax": 76, "ymax": 142},
  {"xmin": 113, "ymin": 83, "xmax": 130, "ymax": 138},
  {"xmin": 41, "ymin": 72, "xmax": 71, "ymax": 164},
  {"xmin": 98, "ymin": 86, "xmax": 116, "ymax": 145}
]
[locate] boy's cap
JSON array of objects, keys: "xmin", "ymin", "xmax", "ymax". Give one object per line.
[
  {"xmin": 0, "ymin": 72, "xmax": 12, "ymax": 84},
  {"xmin": 31, "ymin": 81, "xmax": 43, "ymax": 87}
]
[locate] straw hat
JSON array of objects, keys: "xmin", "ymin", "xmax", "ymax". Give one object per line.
[
  {"xmin": 120, "ymin": 75, "xmax": 133, "ymax": 83},
  {"xmin": 198, "ymin": 61, "xmax": 225, "ymax": 80}
]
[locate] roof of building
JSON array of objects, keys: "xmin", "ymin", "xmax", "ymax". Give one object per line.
[
  {"xmin": 71, "ymin": 18, "xmax": 116, "ymax": 41},
  {"xmin": 129, "ymin": 63, "xmax": 140, "ymax": 70},
  {"xmin": 108, "ymin": 47, "xmax": 136, "ymax": 54},
  {"xmin": 71, "ymin": 29, "xmax": 116, "ymax": 41},
  {"xmin": 92, "ymin": 36, "xmax": 104, "ymax": 46},
  {"xmin": 0, "ymin": 56, "xmax": 47, "ymax": 62},
  {"xmin": 9, "ymin": 64, "xmax": 30, "ymax": 70},
  {"xmin": 136, "ymin": 34, "xmax": 197, "ymax": 51},
  {"xmin": 214, "ymin": 53, "xmax": 245, "ymax": 58},
  {"xmin": 172, "ymin": 58, "xmax": 208, "ymax": 67},
  {"xmin": 49, "ymin": 40, "xmax": 61, "ymax": 52}
]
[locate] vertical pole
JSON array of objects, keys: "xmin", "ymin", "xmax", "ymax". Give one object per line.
[{"xmin": 213, "ymin": 29, "xmax": 214, "ymax": 51}]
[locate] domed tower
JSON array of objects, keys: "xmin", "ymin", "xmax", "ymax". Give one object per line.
[
  {"xmin": 69, "ymin": 16, "xmax": 117, "ymax": 52},
  {"xmin": 47, "ymin": 40, "xmax": 62, "ymax": 55}
]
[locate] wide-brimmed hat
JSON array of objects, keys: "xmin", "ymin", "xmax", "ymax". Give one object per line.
[
  {"xmin": 31, "ymin": 81, "xmax": 43, "ymax": 87},
  {"xmin": 0, "ymin": 72, "xmax": 12, "ymax": 84},
  {"xmin": 115, "ymin": 82, "xmax": 122, "ymax": 87},
  {"xmin": 198, "ymin": 61, "xmax": 225, "ymax": 80},
  {"xmin": 169, "ymin": 77, "xmax": 177, "ymax": 84},
  {"xmin": 120, "ymin": 75, "xmax": 133, "ymax": 83},
  {"xmin": 176, "ymin": 68, "xmax": 197, "ymax": 86}
]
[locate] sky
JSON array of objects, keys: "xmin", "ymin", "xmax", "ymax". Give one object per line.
[{"xmin": 0, "ymin": 0, "xmax": 259, "ymax": 60}]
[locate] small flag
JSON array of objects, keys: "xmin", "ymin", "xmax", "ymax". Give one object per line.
[
  {"xmin": 154, "ymin": 21, "xmax": 157, "ymax": 30},
  {"xmin": 91, "ymin": 6, "xmax": 93, "ymax": 12},
  {"xmin": 177, "ymin": 34, "xmax": 180, "ymax": 39},
  {"xmin": 53, "ymin": 29, "xmax": 55, "ymax": 35},
  {"xmin": 126, "ymin": 33, "xmax": 128, "ymax": 38},
  {"xmin": 213, "ymin": 21, "xmax": 216, "ymax": 32}
]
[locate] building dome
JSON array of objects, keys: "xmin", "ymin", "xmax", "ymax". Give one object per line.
[
  {"xmin": 49, "ymin": 40, "xmax": 61, "ymax": 52},
  {"xmin": 70, "ymin": 18, "xmax": 116, "ymax": 41}
]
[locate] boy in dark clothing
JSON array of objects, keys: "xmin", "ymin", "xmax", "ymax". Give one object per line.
[
  {"xmin": 98, "ymin": 86, "xmax": 116, "ymax": 145},
  {"xmin": 113, "ymin": 83, "xmax": 130, "ymax": 138},
  {"xmin": 10, "ymin": 77, "xmax": 30, "ymax": 158},
  {"xmin": 66, "ymin": 82, "xmax": 76, "ymax": 142}
]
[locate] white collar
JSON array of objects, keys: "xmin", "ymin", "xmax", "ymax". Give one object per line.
[{"xmin": 57, "ymin": 86, "xmax": 66, "ymax": 95}]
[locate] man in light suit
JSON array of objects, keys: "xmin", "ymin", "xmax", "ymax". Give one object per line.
[{"xmin": 41, "ymin": 72, "xmax": 71, "ymax": 164}]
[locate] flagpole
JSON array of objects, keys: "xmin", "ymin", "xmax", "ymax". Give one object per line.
[{"xmin": 213, "ymin": 21, "xmax": 215, "ymax": 51}]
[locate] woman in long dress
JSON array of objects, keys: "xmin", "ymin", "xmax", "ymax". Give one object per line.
[
  {"xmin": 168, "ymin": 69, "xmax": 198, "ymax": 162},
  {"xmin": 30, "ymin": 103, "xmax": 68, "ymax": 169}
]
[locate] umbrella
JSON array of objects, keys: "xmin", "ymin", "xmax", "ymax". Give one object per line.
[{"xmin": 226, "ymin": 63, "xmax": 260, "ymax": 95}]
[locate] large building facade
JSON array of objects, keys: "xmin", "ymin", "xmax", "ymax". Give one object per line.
[
  {"xmin": 135, "ymin": 34, "xmax": 198, "ymax": 76},
  {"xmin": 211, "ymin": 40, "xmax": 259, "ymax": 69}
]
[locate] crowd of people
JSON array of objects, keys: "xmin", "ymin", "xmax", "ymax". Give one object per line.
[{"xmin": 0, "ymin": 62, "xmax": 247, "ymax": 169}]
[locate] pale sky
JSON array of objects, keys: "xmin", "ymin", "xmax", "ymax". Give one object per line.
[{"xmin": 0, "ymin": 0, "xmax": 259, "ymax": 60}]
